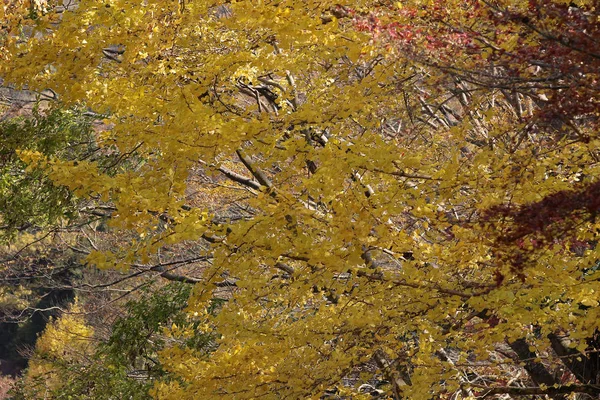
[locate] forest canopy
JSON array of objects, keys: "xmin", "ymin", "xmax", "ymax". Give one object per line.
[{"xmin": 1, "ymin": 0, "xmax": 599, "ymax": 399}]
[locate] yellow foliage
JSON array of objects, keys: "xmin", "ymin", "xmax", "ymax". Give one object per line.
[
  {"xmin": 0, "ymin": 285, "xmax": 32, "ymax": 310},
  {"xmin": 34, "ymin": 306, "xmax": 93, "ymax": 358},
  {"xmin": 23, "ymin": 301, "xmax": 94, "ymax": 398},
  {"xmin": 2, "ymin": 0, "xmax": 599, "ymax": 398}
]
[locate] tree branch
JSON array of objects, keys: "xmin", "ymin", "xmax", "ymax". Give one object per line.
[
  {"xmin": 218, "ymin": 165, "xmax": 261, "ymax": 190},
  {"xmin": 472, "ymin": 383, "xmax": 600, "ymax": 397},
  {"xmin": 548, "ymin": 333, "xmax": 600, "ymax": 384},
  {"xmin": 236, "ymin": 149, "xmax": 273, "ymax": 190}
]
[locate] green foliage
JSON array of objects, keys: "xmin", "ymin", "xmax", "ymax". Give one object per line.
[
  {"xmin": 105, "ymin": 283, "xmax": 213, "ymax": 369},
  {"xmin": 0, "ymin": 107, "xmax": 95, "ymax": 241},
  {"xmin": 11, "ymin": 353, "xmax": 152, "ymax": 400},
  {"xmin": 12, "ymin": 283, "xmax": 217, "ymax": 399}
]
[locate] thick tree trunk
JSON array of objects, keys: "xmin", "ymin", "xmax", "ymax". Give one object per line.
[
  {"xmin": 509, "ymin": 338, "xmax": 565, "ymax": 399},
  {"xmin": 548, "ymin": 333, "xmax": 600, "ymax": 385}
]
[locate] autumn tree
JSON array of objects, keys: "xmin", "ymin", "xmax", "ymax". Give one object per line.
[
  {"xmin": 2, "ymin": 0, "xmax": 600, "ymax": 399},
  {"xmin": 10, "ymin": 283, "xmax": 215, "ymax": 400}
]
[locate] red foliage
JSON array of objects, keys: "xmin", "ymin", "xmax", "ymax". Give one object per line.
[
  {"xmin": 353, "ymin": 0, "xmax": 599, "ymax": 131},
  {"xmin": 351, "ymin": 0, "xmax": 600, "ymax": 278},
  {"xmin": 480, "ymin": 181, "xmax": 600, "ymax": 276},
  {"xmin": 484, "ymin": 180, "xmax": 600, "ymax": 244}
]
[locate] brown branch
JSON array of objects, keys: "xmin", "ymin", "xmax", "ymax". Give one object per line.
[
  {"xmin": 202, "ymin": 232, "xmax": 225, "ymax": 243},
  {"xmin": 548, "ymin": 333, "xmax": 600, "ymax": 384},
  {"xmin": 274, "ymin": 262, "xmax": 295, "ymax": 275},
  {"xmin": 236, "ymin": 149, "xmax": 273, "ymax": 189},
  {"xmin": 355, "ymin": 269, "xmax": 474, "ymax": 299},
  {"xmin": 508, "ymin": 338, "xmax": 566, "ymax": 400},
  {"xmin": 472, "ymin": 383, "xmax": 600, "ymax": 397},
  {"xmin": 372, "ymin": 166, "xmax": 439, "ymax": 181},
  {"xmin": 218, "ymin": 165, "xmax": 261, "ymax": 190}
]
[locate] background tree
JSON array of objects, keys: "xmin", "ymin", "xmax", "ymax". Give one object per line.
[
  {"xmin": 0, "ymin": 106, "xmax": 96, "ymax": 377},
  {"xmin": 0, "ymin": 104, "xmax": 216, "ymax": 391}
]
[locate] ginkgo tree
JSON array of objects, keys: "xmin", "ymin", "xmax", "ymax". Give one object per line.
[{"xmin": 2, "ymin": 0, "xmax": 600, "ymax": 399}]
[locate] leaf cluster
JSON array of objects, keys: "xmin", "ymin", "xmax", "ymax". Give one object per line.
[{"xmin": 0, "ymin": 107, "xmax": 95, "ymax": 241}]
